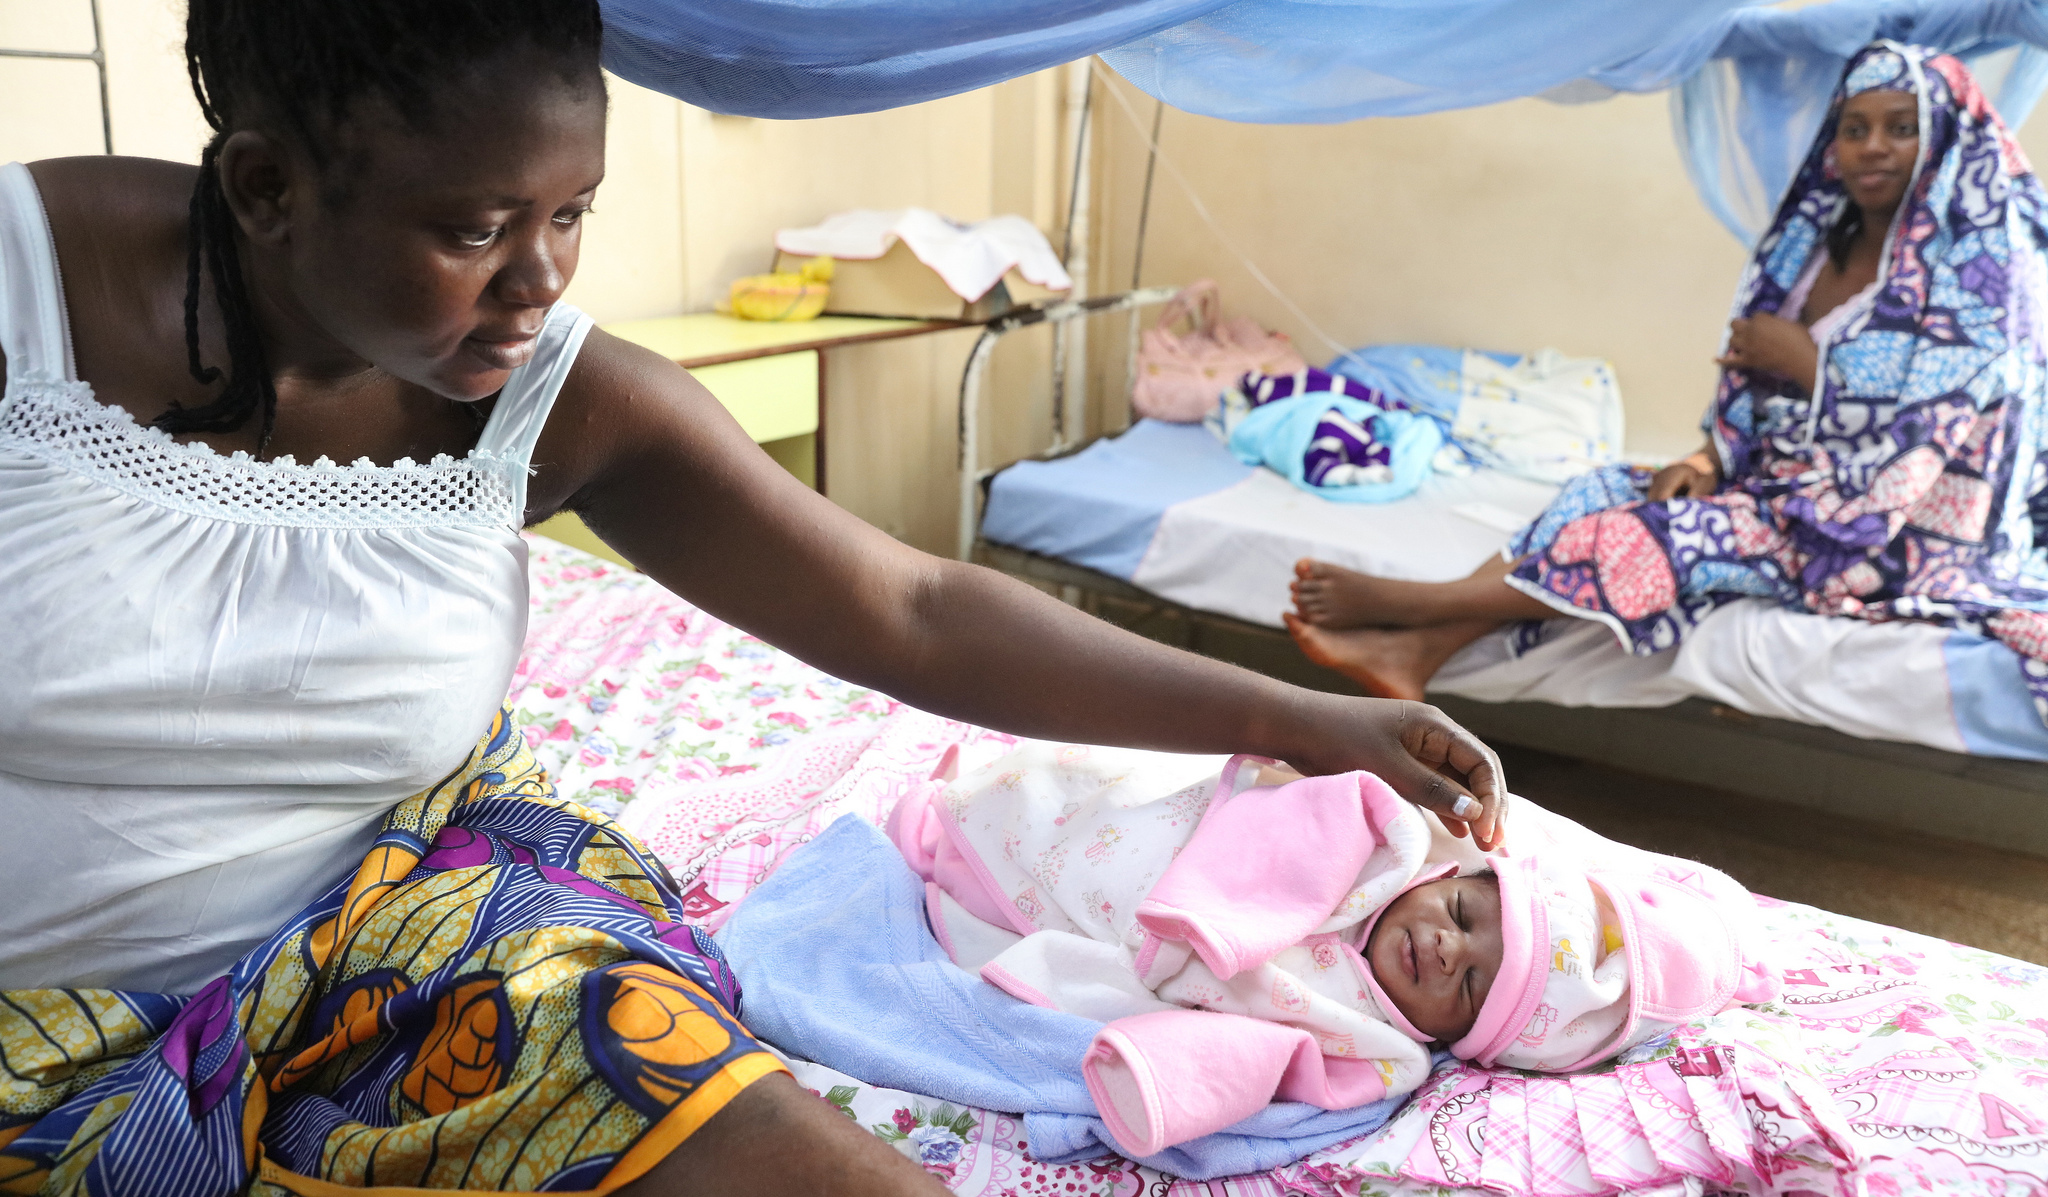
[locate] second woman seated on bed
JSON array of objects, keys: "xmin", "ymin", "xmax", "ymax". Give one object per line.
[
  {"xmin": 1282, "ymin": 42, "xmax": 2048, "ymax": 709},
  {"xmin": 886, "ymin": 742, "xmax": 1777, "ymax": 1155}
]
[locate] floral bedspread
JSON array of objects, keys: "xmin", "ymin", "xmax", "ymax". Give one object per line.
[{"xmin": 514, "ymin": 536, "xmax": 2048, "ymax": 1196}]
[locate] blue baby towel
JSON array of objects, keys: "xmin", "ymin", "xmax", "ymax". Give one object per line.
[
  {"xmin": 719, "ymin": 814, "xmax": 1418, "ymax": 1179},
  {"xmin": 1228, "ymin": 392, "xmax": 1444, "ymax": 503}
]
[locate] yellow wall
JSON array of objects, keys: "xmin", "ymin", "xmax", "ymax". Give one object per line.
[
  {"xmin": 1087, "ymin": 72, "xmax": 2048, "ymax": 459},
  {"xmin": 1086, "ymin": 77, "xmax": 1745, "ymax": 459}
]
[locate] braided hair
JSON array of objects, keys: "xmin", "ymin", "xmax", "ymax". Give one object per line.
[{"xmin": 167, "ymin": 0, "xmax": 604, "ymax": 450}]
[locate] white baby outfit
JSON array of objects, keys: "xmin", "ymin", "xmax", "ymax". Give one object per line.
[
  {"xmin": 892, "ymin": 744, "xmax": 1490, "ymax": 1099},
  {"xmin": 0, "ymin": 161, "xmax": 591, "ymax": 993}
]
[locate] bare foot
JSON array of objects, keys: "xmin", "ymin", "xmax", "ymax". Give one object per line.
[
  {"xmin": 1290, "ymin": 558, "xmax": 1444, "ymax": 630},
  {"xmin": 1285, "ymin": 612, "xmax": 1500, "ymax": 700}
]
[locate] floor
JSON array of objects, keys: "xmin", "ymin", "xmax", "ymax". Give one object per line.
[{"xmin": 1502, "ymin": 743, "xmax": 2048, "ymax": 967}]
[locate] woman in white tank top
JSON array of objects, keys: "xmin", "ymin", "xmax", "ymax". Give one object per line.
[{"xmin": 0, "ymin": 2, "xmax": 1507, "ymax": 1193}]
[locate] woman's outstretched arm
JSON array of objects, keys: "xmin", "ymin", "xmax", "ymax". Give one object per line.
[{"xmin": 529, "ymin": 332, "xmax": 1506, "ymax": 848}]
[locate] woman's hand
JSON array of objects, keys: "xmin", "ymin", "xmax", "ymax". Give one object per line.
[
  {"xmin": 1716, "ymin": 312, "xmax": 1816, "ymax": 383},
  {"xmin": 1646, "ymin": 449, "xmax": 1721, "ymax": 501},
  {"xmin": 1280, "ymin": 695, "xmax": 1507, "ymax": 851}
]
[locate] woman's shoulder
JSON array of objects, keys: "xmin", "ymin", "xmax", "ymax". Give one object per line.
[
  {"xmin": 14, "ymin": 158, "xmax": 196, "ymax": 387},
  {"xmin": 3, "ymin": 158, "xmax": 188, "ymax": 381},
  {"xmin": 25, "ymin": 156, "xmax": 194, "ymax": 227}
]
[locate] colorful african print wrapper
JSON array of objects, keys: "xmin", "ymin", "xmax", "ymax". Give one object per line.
[
  {"xmin": 0, "ymin": 706, "xmax": 785, "ymax": 1196},
  {"xmin": 1507, "ymin": 41, "xmax": 2048, "ymax": 723}
]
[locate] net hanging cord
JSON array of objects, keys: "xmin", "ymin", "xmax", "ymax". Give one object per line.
[
  {"xmin": 1088, "ymin": 59, "xmax": 1351, "ymax": 360},
  {"xmin": 1051, "ymin": 67, "xmax": 1095, "ymax": 447},
  {"xmin": 1062, "ymin": 72, "xmax": 1094, "ymax": 266},
  {"xmin": 1131, "ymin": 97, "xmax": 1164, "ymax": 288}
]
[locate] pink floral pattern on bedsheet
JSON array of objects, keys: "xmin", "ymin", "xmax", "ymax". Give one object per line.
[
  {"xmin": 516, "ymin": 536, "xmax": 2048, "ymax": 1196},
  {"xmin": 514, "ymin": 537, "xmax": 1017, "ymax": 931}
]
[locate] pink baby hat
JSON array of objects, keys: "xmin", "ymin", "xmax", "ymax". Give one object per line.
[
  {"xmin": 1574, "ymin": 855, "xmax": 1783, "ymax": 1067},
  {"xmin": 1448, "ymin": 854, "xmax": 1549, "ymax": 1066},
  {"xmin": 1454, "ymin": 851, "xmax": 1781, "ymax": 1072}
]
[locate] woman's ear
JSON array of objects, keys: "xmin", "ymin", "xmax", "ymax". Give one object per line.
[{"xmin": 216, "ymin": 129, "xmax": 301, "ymax": 247}]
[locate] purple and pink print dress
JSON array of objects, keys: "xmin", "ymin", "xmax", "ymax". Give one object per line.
[{"xmin": 1507, "ymin": 42, "xmax": 2048, "ymax": 724}]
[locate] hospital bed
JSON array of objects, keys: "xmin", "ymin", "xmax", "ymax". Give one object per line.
[
  {"xmin": 956, "ymin": 337, "xmax": 2048, "ymax": 859},
  {"xmin": 515, "ymin": 530, "xmax": 2048, "ymax": 1197}
]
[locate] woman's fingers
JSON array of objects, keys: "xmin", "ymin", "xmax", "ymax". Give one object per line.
[
  {"xmin": 1297, "ymin": 697, "xmax": 1511, "ymax": 850},
  {"xmin": 1389, "ymin": 702, "xmax": 1507, "ymax": 850},
  {"xmin": 1721, "ymin": 319, "xmax": 1750, "ymax": 366},
  {"xmin": 1647, "ymin": 463, "xmax": 1698, "ymax": 502}
]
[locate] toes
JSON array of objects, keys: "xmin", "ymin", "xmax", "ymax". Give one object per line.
[{"xmin": 1284, "ymin": 613, "xmax": 1336, "ymax": 668}]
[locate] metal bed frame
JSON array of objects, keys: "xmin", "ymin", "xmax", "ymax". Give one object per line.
[
  {"xmin": 3, "ymin": 0, "xmax": 114, "ymax": 156},
  {"xmin": 954, "ymin": 285, "xmax": 1180, "ymax": 560}
]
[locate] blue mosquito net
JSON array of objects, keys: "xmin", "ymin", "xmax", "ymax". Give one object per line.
[
  {"xmin": 596, "ymin": 0, "xmax": 1756, "ymax": 121},
  {"xmin": 598, "ymin": 0, "xmax": 2048, "ymax": 243}
]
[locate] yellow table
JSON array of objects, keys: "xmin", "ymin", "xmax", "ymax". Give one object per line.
[
  {"xmin": 532, "ymin": 312, "xmax": 964, "ymax": 567},
  {"xmin": 604, "ymin": 313, "xmax": 955, "ymax": 491}
]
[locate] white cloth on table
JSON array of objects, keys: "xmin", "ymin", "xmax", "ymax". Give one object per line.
[
  {"xmin": 0, "ymin": 161, "xmax": 590, "ymax": 993},
  {"xmin": 773, "ymin": 208, "xmax": 1072, "ymax": 301}
]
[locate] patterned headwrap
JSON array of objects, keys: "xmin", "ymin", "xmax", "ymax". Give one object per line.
[{"xmin": 1701, "ymin": 41, "xmax": 2048, "ymax": 706}]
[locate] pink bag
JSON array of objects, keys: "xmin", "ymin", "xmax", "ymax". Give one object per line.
[{"xmin": 1132, "ymin": 280, "xmax": 1306, "ymax": 422}]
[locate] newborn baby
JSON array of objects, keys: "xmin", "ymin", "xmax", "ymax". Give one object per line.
[
  {"xmin": 1366, "ymin": 870, "xmax": 1502, "ymax": 1042},
  {"xmin": 889, "ymin": 742, "xmax": 1780, "ymax": 1158}
]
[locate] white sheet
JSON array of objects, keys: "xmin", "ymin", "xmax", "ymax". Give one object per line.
[
  {"xmin": 1131, "ymin": 467, "xmax": 1561, "ymax": 627},
  {"xmin": 1122, "ymin": 461, "xmax": 1974, "ymax": 757},
  {"xmin": 1432, "ymin": 602, "xmax": 1969, "ymax": 754}
]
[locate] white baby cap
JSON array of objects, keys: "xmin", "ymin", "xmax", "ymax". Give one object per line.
[{"xmin": 1487, "ymin": 858, "xmax": 1639, "ymax": 1072}]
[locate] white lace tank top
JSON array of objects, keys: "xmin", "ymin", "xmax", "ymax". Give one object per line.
[{"xmin": 0, "ymin": 162, "xmax": 593, "ymax": 993}]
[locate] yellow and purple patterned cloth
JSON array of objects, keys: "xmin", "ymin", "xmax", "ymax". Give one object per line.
[{"xmin": 0, "ymin": 707, "xmax": 783, "ymax": 1195}]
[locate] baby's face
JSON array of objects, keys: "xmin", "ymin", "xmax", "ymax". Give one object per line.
[{"xmin": 1365, "ymin": 874, "xmax": 1503, "ymax": 1042}]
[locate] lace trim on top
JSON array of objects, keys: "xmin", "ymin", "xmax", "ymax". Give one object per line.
[{"xmin": 0, "ymin": 375, "xmax": 522, "ymax": 529}]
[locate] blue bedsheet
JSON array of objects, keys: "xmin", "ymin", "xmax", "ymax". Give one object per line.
[
  {"xmin": 981, "ymin": 419, "xmax": 1251, "ymax": 579},
  {"xmin": 719, "ymin": 814, "xmax": 1417, "ymax": 1179}
]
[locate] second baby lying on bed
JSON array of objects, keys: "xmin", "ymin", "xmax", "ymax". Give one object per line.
[{"xmin": 887, "ymin": 743, "xmax": 1782, "ymax": 1157}]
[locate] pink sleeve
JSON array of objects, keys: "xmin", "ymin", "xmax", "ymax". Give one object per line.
[
  {"xmin": 885, "ymin": 772, "xmax": 1032, "ymax": 935},
  {"xmin": 1083, "ymin": 1009, "xmax": 1390, "ymax": 1158},
  {"xmin": 1133, "ymin": 771, "xmax": 1403, "ymax": 979}
]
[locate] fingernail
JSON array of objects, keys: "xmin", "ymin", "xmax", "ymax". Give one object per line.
[{"xmin": 1453, "ymin": 796, "xmax": 1481, "ymax": 819}]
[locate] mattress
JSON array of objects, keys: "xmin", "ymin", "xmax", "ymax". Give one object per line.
[
  {"xmin": 513, "ymin": 534, "xmax": 2048, "ymax": 1197},
  {"xmin": 980, "ymin": 420, "xmax": 2048, "ymax": 762}
]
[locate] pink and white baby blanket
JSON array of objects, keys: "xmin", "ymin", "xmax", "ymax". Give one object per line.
[
  {"xmin": 887, "ymin": 743, "xmax": 1779, "ymax": 1158},
  {"xmin": 888, "ymin": 745, "xmax": 1470, "ymax": 1153}
]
